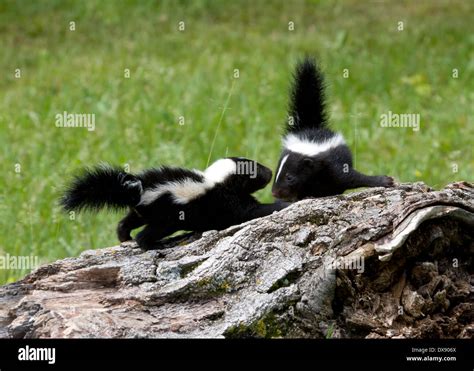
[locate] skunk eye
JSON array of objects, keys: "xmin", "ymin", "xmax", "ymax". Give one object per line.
[{"xmin": 285, "ymin": 174, "xmax": 294, "ymax": 182}]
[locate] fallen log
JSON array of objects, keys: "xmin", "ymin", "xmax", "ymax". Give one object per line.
[{"xmin": 0, "ymin": 182, "xmax": 472, "ymax": 338}]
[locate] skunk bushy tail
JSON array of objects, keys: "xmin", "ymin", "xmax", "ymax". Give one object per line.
[
  {"xmin": 60, "ymin": 164, "xmax": 143, "ymax": 212},
  {"xmin": 287, "ymin": 57, "xmax": 328, "ymax": 133}
]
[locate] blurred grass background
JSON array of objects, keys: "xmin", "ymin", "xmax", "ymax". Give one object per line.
[{"xmin": 0, "ymin": 0, "xmax": 473, "ymax": 283}]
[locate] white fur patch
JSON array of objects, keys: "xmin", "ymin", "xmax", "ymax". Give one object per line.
[
  {"xmin": 139, "ymin": 159, "xmax": 237, "ymax": 205},
  {"xmin": 139, "ymin": 178, "xmax": 205, "ymax": 205},
  {"xmin": 203, "ymin": 158, "xmax": 237, "ymax": 183},
  {"xmin": 275, "ymin": 154, "xmax": 289, "ymax": 182},
  {"xmin": 283, "ymin": 133, "xmax": 345, "ymax": 157}
]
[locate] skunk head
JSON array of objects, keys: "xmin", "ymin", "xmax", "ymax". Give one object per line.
[
  {"xmin": 214, "ymin": 157, "xmax": 272, "ymax": 194},
  {"xmin": 272, "ymin": 152, "xmax": 319, "ymax": 201},
  {"xmin": 272, "ymin": 132, "xmax": 350, "ymax": 200}
]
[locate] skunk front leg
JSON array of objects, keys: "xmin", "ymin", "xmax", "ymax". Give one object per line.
[
  {"xmin": 247, "ymin": 201, "xmax": 290, "ymax": 219},
  {"xmin": 117, "ymin": 209, "xmax": 145, "ymax": 242},
  {"xmin": 135, "ymin": 222, "xmax": 177, "ymax": 250},
  {"xmin": 346, "ymin": 169, "xmax": 394, "ymax": 189}
]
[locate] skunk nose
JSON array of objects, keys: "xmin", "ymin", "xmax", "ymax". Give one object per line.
[{"xmin": 272, "ymin": 190, "xmax": 280, "ymax": 198}]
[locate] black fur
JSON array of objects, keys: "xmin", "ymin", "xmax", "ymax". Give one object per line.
[
  {"xmin": 61, "ymin": 158, "xmax": 288, "ymax": 250},
  {"xmin": 287, "ymin": 57, "xmax": 328, "ymax": 133},
  {"xmin": 61, "ymin": 164, "xmax": 143, "ymax": 211},
  {"xmin": 272, "ymin": 58, "xmax": 394, "ymax": 201}
]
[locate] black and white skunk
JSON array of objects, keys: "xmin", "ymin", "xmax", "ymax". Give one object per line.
[
  {"xmin": 61, "ymin": 158, "xmax": 287, "ymax": 250},
  {"xmin": 272, "ymin": 58, "xmax": 394, "ymax": 201}
]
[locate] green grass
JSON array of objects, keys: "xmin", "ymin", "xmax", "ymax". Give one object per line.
[{"xmin": 1, "ymin": 0, "xmax": 473, "ymax": 284}]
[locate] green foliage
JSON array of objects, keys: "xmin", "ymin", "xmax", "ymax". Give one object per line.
[{"xmin": 1, "ymin": 0, "xmax": 472, "ymax": 283}]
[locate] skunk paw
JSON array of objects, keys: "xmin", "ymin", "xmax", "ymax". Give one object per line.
[{"xmin": 379, "ymin": 175, "xmax": 395, "ymax": 187}]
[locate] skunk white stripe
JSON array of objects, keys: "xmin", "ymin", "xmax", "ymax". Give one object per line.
[
  {"xmin": 139, "ymin": 189, "xmax": 162, "ymax": 205},
  {"xmin": 275, "ymin": 154, "xmax": 289, "ymax": 182},
  {"xmin": 204, "ymin": 158, "xmax": 237, "ymax": 183},
  {"xmin": 139, "ymin": 159, "xmax": 237, "ymax": 205},
  {"xmin": 139, "ymin": 178, "xmax": 205, "ymax": 205},
  {"xmin": 283, "ymin": 133, "xmax": 345, "ymax": 157}
]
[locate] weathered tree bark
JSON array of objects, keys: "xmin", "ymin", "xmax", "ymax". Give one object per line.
[{"xmin": 1, "ymin": 182, "xmax": 473, "ymax": 338}]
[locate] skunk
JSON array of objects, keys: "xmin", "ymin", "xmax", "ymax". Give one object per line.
[
  {"xmin": 61, "ymin": 158, "xmax": 288, "ymax": 250},
  {"xmin": 272, "ymin": 58, "xmax": 394, "ymax": 201}
]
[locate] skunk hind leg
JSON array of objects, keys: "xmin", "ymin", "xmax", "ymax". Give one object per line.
[
  {"xmin": 135, "ymin": 223, "xmax": 177, "ymax": 250},
  {"xmin": 117, "ymin": 209, "xmax": 145, "ymax": 242}
]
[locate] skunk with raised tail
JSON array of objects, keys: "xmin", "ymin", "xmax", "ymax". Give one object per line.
[
  {"xmin": 61, "ymin": 158, "xmax": 287, "ymax": 250},
  {"xmin": 272, "ymin": 58, "xmax": 394, "ymax": 201}
]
